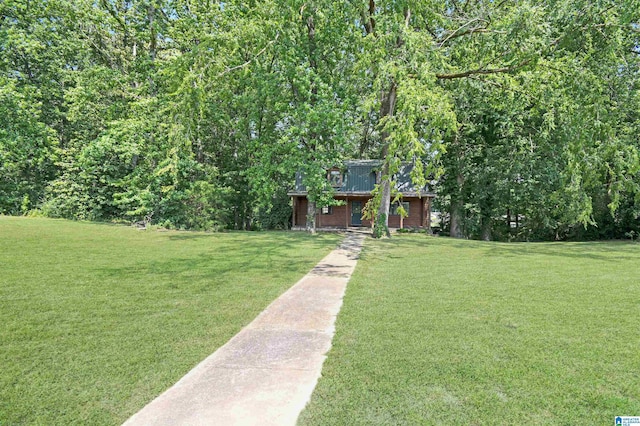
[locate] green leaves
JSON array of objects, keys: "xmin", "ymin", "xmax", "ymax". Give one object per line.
[
  {"xmin": 434, "ymin": 0, "xmax": 640, "ymax": 240},
  {"xmin": 0, "ymin": 0, "xmax": 637, "ymax": 237},
  {"xmin": 0, "ymin": 77, "xmax": 57, "ymax": 214}
]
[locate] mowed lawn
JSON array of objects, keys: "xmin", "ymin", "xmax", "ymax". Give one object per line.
[
  {"xmin": 0, "ymin": 217, "xmax": 340, "ymax": 425},
  {"xmin": 300, "ymin": 235, "xmax": 640, "ymax": 425}
]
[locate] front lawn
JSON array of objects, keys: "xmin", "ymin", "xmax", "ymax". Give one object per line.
[
  {"xmin": 300, "ymin": 236, "xmax": 640, "ymax": 425},
  {"xmin": 0, "ymin": 217, "xmax": 340, "ymax": 425}
]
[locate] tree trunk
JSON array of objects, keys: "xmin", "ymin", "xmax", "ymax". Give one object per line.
[
  {"xmin": 375, "ymin": 158, "xmax": 392, "ymax": 237},
  {"xmin": 450, "ymin": 202, "xmax": 464, "ymax": 238},
  {"xmin": 480, "ymin": 189, "xmax": 493, "ymax": 240},
  {"xmin": 306, "ymin": 200, "xmax": 316, "ymax": 234},
  {"xmin": 374, "ymin": 82, "xmax": 397, "ymax": 238},
  {"xmin": 480, "ymin": 215, "xmax": 492, "ymax": 241},
  {"xmin": 449, "ymin": 172, "xmax": 465, "ymax": 238},
  {"xmin": 147, "ymin": 3, "xmax": 157, "ymax": 95},
  {"xmin": 304, "ymin": 9, "xmax": 318, "ymax": 235}
]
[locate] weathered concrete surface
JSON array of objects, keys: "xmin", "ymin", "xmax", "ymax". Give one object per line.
[{"xmin": 123, "ymin": 232, "xmax": 365, "ymax": 426}]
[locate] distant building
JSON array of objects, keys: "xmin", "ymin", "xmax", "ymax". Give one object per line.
[{"xmin": 288, "ymin": 160, "xmax": 435, "ymax": 230}]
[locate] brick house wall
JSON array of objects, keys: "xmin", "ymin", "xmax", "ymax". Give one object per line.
[
  {"xmin": 293, "ymin": 196, "xmax": 429, "ymax": 229},
  {"xmin": 388, "ymin": 198, "xmax": 423, "ymax": 228},
  {"xmin": 294, "ymin": 197, "xmax": 308, "ymax": 227},
  {"xmin": 318, "ymin": 204, "xmax": 349, "ymax": 227}
]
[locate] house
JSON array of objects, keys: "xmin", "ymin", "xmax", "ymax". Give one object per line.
[{"xmin": 288, "ymin": 160, "xmax": 435, "ymax": 230}]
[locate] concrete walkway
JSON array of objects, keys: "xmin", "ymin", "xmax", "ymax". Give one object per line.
[{"xmin": 123, "ymin": 232, "xmax": 365, "ymax": 426}]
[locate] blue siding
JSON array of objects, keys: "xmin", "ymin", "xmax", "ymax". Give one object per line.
[
  {"xmin": 343, "ymin": 164, "xmax": 376, "ymax": 192},
  {"xmin": 293, "ymin": 161, "xmax": 429, "ymax": 194},
  {"xmin": 395, "ymin": 164, "xmax": 421, "ymax": 193}
]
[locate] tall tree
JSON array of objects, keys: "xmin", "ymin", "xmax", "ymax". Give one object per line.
[
  {"xmin": 0, "ymin": 0, "xmax": 84, "ymax": 212},
  {"xmin": 246, "ymin": 0, "xmax": 360, "ymax": 232},
  {"xmin": 1, "ymin": 0, "xmax": 638, "ymax": 238},
  {"xmin": 357, "ymin": 1, "xmax": 548, "ymax": 237},
  {"xmin": 435, "ymin": 1, "xmax": 640, "ymax": 240}
]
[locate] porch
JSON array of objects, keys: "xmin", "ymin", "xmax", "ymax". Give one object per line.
[{"xmin": 291, "ymin": 195, "xmax": 433, "ymax": 231}]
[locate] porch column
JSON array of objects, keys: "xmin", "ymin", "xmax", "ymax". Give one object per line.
[
  {"xmin": 345, "ymin": 196, "xmax": 349, "ymax": 228},
  {"xmin": 422, "ymin": 198, "xmax": 427, "ymax": 228},
  {"xmin": 426, "ymin": 197, "xmax": 432, "ymax": 232},
  {"xmin": 292, "ymin": 197, "xmax": 296, "ymax": 228}
]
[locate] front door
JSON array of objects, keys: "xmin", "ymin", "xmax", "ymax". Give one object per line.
[{"xmin": 351, "ymin": 201, "xmax": 362, "ymax": 226}]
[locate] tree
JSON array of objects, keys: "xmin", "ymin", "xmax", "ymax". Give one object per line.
[
  {"xmin": 0, "ymin": 0, "xmax": 83, "ymax": 212},
  {"xmin": 245, "ymin": 0, "xmax": 360, "ymax": 232},
  {"xmin": 355, "ymin": 1, "xmax": 550, "ymax": 237},
  {"xmin": 0, "ymin": 78, "xmax": 57, "ymax": 213},
  {"xmin": 437, "ymin": 0, "xmax": 640, "ymax": 240},
  {"xmin": 354, "ymin": 0, "xmax": 639, "ymax": 239},
  {"xmin": 1, "ymin": 0, "xmax": 638, "ymax": 239}
]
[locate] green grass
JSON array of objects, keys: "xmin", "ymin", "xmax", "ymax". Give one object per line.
[
  {"xmin": 0, "ymin": 216, "xmax": 340, "ymax": 425},
  {"xmin": 299, "ymin": 235, "xmax": 640, "ymax": 425}
]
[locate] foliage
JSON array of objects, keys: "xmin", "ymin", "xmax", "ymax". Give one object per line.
[
  {"xmin": 373, "ymin": 213, "xmax": 389, "ymax": 239},
  {"xmin": 254, "ymin": 189, "xmax": 293, "ymax": 230},
  {"xmin": 434, "ymin": 1, "xmax": 640, "ymax": 240},
  {"xmin": 0, "ymin": 0, "xmax": 639, "ymax": 237},
  {"xmin": 0, "ymin": 78, "xmax": 57, "ymax": 214}
]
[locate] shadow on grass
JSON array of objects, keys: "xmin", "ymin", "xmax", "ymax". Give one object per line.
[
  {"xmin": 484, "ymin": 241, "xmax": 640, "ymax": 261},
  {"xmin": 376, "ymin": 235, "xmax": 639, "ymax": 262},
  {"xmin": 165, "ymin": 231, "xmax": 233, "ymax": 241},
  {"xmin": 165, "ymin": 229, "xmax": 340, "ymax": 244},
  {"xmin": 94, "ymin": 232, "xmax": 342, "ymax": 289}
]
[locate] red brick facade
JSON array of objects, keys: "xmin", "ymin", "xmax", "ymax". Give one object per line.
[{"xmin": 292, "ymin": 196, "xmax": 432, "ymax": 229}]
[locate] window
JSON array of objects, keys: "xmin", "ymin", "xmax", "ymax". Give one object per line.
[
  {"xmin": 390, "ymin": 201, "xmax": 410, "ymax": 216},
  {"xmin": 321, "ymin": 206, "xmax": 333, "ymax": 215},
  {"xmin": 328, "ymin": 169, "xmax": 342, "ymax": 187}
]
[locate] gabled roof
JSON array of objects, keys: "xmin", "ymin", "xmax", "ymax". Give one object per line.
[{"xmin": 289, "ymin": 160, "xmax": 434, "ymax": 197}]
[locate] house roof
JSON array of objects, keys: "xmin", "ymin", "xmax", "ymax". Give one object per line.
[{"xmin": 288, "ymin": 160, "xmax": 434, "ymax": 197}]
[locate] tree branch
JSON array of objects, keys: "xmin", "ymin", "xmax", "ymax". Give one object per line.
[
  {"xmin": 437, "ymin": 18, "xmax": 492, "ymax": 47},
  {"xmin": 217, "ymin": 33, "xmax": 280, "ymax": 77},
  {"xmin": 369, "ymin": 0, "xmax": 376, "ymax": 33},
  {"xmin": 452, "ymin": 0, "xmax": 462, "ymax": 16},
  {"xmin": 100, "ymin": 0, "xmax": 128, "ymax": 36},
  {"xmin": 435, "ymin": 59, "xmax": 532, "ymax": 80},
  {"xmin": 360, "ymin": 0, "xmax": 376, "ymax": 35}
]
